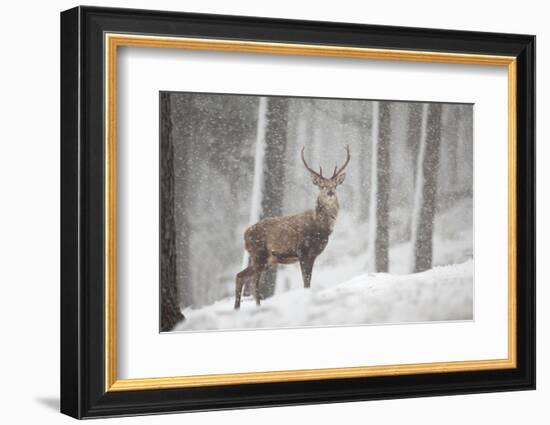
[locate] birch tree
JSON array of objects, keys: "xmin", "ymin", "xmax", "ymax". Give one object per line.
[
  {"xmin": 242, "ymin": 97, "xmax": 268, "ymax": 270},
  {"xmin": 411, "ymin": 103, "xmax": 442, "ymax": 272}
]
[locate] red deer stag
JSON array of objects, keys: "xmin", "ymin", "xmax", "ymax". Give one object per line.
[{"xmin": 234, "ymin": 146, "xmax": 350, "ymax": 309}]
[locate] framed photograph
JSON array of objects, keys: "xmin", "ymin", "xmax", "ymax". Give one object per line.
[{"xmin": 60, "ymin": 6, "xmax": 535, "ymax": 419}]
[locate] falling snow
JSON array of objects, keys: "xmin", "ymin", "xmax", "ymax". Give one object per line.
[{"xmin": 161, "ymin": 92, "xmax": 473, "ymax": 331}]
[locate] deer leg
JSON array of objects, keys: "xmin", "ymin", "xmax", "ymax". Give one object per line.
[
  {"xmin": 252, "ymin": 270, "xmax": 262, "ymax": 306},
  {"xmin": 250, "ymin": 252, "xmax": 268, "ymax": 307},
  {"xmin": 300, "ymin": 257, "xmax": 315, "ymax": 289},
  {"xmin": 234, "ymin": 267, "xmax": 254, "ymax": 310}
]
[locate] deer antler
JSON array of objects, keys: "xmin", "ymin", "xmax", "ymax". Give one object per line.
[
  {"xmin": 301, "ymin": 147, "xmax": 324, "ymax": 179},
  {"xmin": 331, "ymin": 145, "xmax": 351, "ymax": 179}
]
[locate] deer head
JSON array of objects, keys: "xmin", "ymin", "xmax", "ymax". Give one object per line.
[{"xmin": 301, "ymin": 145, "xmax": 350, "ymax": 206}]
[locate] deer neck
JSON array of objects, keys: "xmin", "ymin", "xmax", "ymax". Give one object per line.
[{"xmin": 315, "ymin": 196, "xmax": 339, "ymax": 232}]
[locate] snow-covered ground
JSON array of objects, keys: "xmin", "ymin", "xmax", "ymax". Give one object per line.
[
  {"xmin": 174, "ymin": 260, "xmax": 473, "ymax": 332},
  {"xmin": 173, "ymin": 198, "xmax": 473, "ymax": 332}
]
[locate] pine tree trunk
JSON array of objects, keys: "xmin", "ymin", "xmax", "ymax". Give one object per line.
[
  {"xmin": 411, "ymin": 103, "xmax": 442, "ymax": 273},
  {"xmin": 359, "ymin": 102, "xmax": 372, "ymax": 222},
  {"xmin": 368, "ymin": 101, "xmax": 391, "ymax": 272},
  {"xmin": 258, "ymin": 97, "xmax": 289, "ymax": 298},
  {"xmin": 160, "ymin": 93, "xmax": 184, "ymax": 331},
  {"xmin": 405, "ymin": 103, "xmax": 425, "ymax": 239},
  {"xmin": 407, "ymin": 103, "xmax": 423, "ymax": 180},
  {"xmin": 446, "ymin": 106, "xmax": 460, "ymax": 188}
]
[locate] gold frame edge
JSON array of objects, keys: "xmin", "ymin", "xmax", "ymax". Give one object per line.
[{"xmin": 104, "ymin": 33, "xmax": 518, "ymax": 392}]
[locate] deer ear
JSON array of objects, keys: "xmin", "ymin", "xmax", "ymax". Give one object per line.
[
  {"xmin": 335, "ymin": 172, "xmax": 346, "ymax": 185},
  {"xmin": 310, "ymin": 174, "xmax": 323, "ymax": 187}
]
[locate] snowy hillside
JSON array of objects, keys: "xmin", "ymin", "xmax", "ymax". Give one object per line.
[{"xmin": 174, "ymin": 260, "xmax": 473, "ymax": 332}]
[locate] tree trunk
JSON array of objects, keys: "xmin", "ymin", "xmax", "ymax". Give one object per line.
[
  {"xmin": 404, "ymin": 103, "xmax": 425, "ymax": 240},
  {"xmin": 368, "ymin": 101, "xmax": 391, "ymax": 272},
  {"xmin": 159, "ymin": 93, "xmax": 184, "ymax": 331},
  {"xmin": 242, "ymin": 97, "xmax": 269, "ymax": 270},
  {"xmin": 446, "ymin": 105, "xmax": 460, "ymax": 188},
  {"xmin": 258, "ymin": 97, "xmax": 290, "ymax": 298},
  {"xmin": 359, "ymin": 102, "xmax": 372, "ymax": 222},
  {"xmin": 407, "ymin": 103, "xmax": 424, "ymax": 180},
  {"xmin": 411, "ymin": 103, "xmax": 442, "ymax": 272}
]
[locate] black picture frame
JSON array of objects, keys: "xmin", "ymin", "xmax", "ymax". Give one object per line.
[{"xmin": 61, "ymin": 5, "xmax": 535, "ymax": 419}]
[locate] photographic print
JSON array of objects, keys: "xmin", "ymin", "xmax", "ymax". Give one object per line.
[{"xmin": 160, "ymin": 91, "xmax": 473, "ymax": 332}]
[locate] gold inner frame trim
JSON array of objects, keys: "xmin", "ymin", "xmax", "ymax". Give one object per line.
[{"xmin": 104, "ymin": 33, "xmax": 518, "ymax": 392}]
